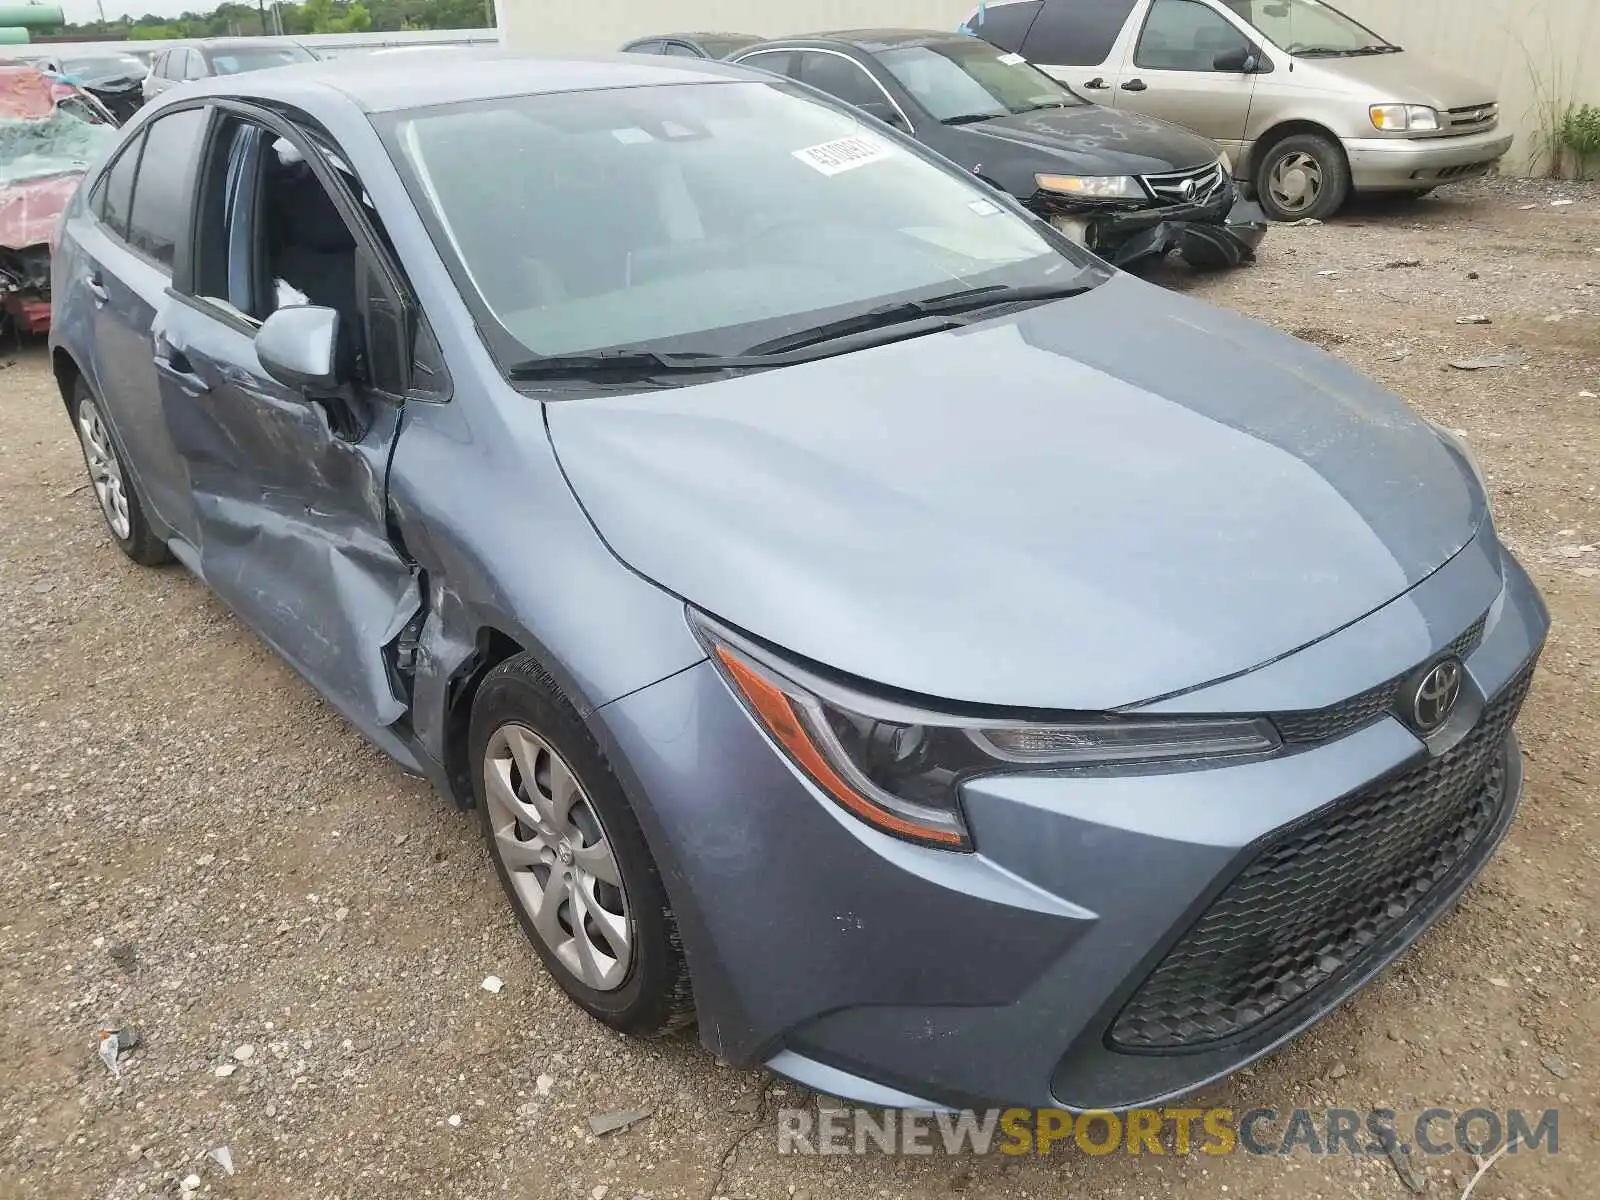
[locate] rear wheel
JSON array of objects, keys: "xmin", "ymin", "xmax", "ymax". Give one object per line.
[
  {"xmin": 470, "ymin": 653, "xmax": 694, "ymax": 1036},
  {"xmin": 1255, "ymin": 133, "xmax": 1351, "ymax": 222},
  {"xmin": 69, "ymin": 378, "xmax": 170, "ymax": 566}
]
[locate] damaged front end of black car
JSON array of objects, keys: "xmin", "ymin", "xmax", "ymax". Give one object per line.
[{"xmin": 1028, "ymin": 158, "xmax": 1267, "ymax": 271}]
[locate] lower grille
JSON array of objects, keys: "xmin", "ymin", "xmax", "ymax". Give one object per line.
[
  {"xmin": 1140, "ymin": 162, "xmax": 1227, "ymax": 206},
  {"xmin": 1110, "ymin": 658, "xmax": 1536, "ymax": 1050}
]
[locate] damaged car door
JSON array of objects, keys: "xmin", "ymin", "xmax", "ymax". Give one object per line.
[{"xmin": 154, "ymin": 105, "xmax": 422, "ymax": 732}]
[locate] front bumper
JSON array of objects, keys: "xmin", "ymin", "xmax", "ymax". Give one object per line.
[
  {"xmin": 1345, "ymin": 129, "xmax": 1515, "ymax": 190},
  {"xmin": 593, "ymin": 529, "xmax": 1547, "ymax": 1110},
  {"xmin": 1031, "ymin": 182, "xmax": 1267, "ymax": 270}
]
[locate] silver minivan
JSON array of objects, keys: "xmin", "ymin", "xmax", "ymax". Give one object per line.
[{"xmin": 965, "ymin": 0, "xmax": 1512, "ymax": 221}]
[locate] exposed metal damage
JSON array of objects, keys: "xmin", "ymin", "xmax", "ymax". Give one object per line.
[{"xmin": 0, "ymin": 64, "xmax": 118, "ymax": 333}]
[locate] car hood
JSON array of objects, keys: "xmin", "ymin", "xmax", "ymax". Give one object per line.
[
  {"xmin": 546, "ymin": 274, "xmax": 1483, "ymax": 710},
  {"xmin": 954, "ymin": 105, "xmax": 1219, "ymax": 175},
  {"xmin": 0, "ymin": 173, "xmax": 78, "ymax": 250},
  {"xmin": 1293, "ymin": 51, "xmax": 1496, "ymax": 110}
]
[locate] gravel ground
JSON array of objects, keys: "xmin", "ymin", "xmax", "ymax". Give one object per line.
[{"xmin": 2, "ymin": 179, "xmax": 1596, "ymax": 1199}]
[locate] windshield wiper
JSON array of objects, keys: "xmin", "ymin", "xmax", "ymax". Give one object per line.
[
  {"xmin": 942, "ymin": 112, "xmax": 1002, "ymax": 126},
  {"xmin": 504, "ymin": 349, "xmax": 766, "ymax": 381},
  {"xmin": 743, "ymin": 281, "xmax": 1096, "ymax": 357},
  {"xmin": 1294, "ymin": 44, "xmax": 1398, "ymax": 57}
]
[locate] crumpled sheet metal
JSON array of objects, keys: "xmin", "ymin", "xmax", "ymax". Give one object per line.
[
  {"xmin": 1102, "ymin": 196, "xmax": 1269, "ymax": 272},
  {"xmin": 0, "ymin": 173, "xmax": 77, "ymax": 250},
  {"xmin": 0, "ymin": 66, "xmax": 63, "ymax": 120}
]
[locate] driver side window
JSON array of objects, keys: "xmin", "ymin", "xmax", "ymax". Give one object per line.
[{"xmin": 1135, "ymin": 0, "xmax": 1250, "ymax": 71}]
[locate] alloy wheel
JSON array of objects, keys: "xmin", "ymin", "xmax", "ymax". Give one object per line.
[
  {"xmin": 483, "ymin": 723, "xmax": 633, "ymax": 991},
  {"xmin": 1267, "ymin": 151, "xmax": 1324, "ymax": 216},
  {"xmin": 76, "ymin": 395, "xmax": 131, "ymax": 540}
]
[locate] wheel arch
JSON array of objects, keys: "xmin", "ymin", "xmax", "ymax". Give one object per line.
[
  {"xmin": 1242, "ymin": 119, "xmax": 1349, "ymax": 183},
  {"xmin": 51, "ymin": 346, "xmax": 86, "ymax": 414}
]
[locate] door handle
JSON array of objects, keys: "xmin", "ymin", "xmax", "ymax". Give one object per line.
[
  {"xmin": 86, "ymin": 271, "xmax": 108, "ymax": 304},
  {"xmin": 1121, "ymin": 78, "xmax": 1148, "ymax": 92},
  {"xmin": 1082, "ymin": 76, "xmax": 1110, "ymax": 90},
  {"xmin": 153, "ymin": 351, "xmax": 211, "ymax": 396}
]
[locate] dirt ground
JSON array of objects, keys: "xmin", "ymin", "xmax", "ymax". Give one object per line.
[{"xmin": 1, "ymin": 178, "xmax": 1596, "ymax": 1200}]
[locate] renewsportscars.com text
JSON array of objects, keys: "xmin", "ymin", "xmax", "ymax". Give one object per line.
[{"xmin": 777, "ymin": 1106, "xmax": 1560, "ymax": 1157}]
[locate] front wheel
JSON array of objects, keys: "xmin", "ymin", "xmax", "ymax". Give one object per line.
[
  {"xmin": 469, "ymin": 653, "xmax": 694, "ymax": 1036},
  {"xmin": 1255, "ymin": 133, "xmax": 1351, "ymax": 222}
]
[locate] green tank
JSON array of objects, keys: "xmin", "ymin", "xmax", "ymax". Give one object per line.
[{"xmin": 0, "ymin": 5, "xmax": 62, "ymax": 24}]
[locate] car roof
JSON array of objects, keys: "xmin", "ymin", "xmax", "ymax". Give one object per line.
[
  {"xmin": 169, "ymin": 49, "xmax": 755, "ymax": 114},
  {"xmin": 752, "ymin": 29, "xmax": 975, "ymax": 53},
  {"xmin": 182, "ymin": 38, "xmax": 311, "ymax": 54},
  {"xmin": 630, "ymin": 32, "xmax": 760, "ymax": 43}
]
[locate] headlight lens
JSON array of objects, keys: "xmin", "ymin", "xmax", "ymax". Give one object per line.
[
  {"xmin": 700, "ymin": 621, "xmax": 1280, "ymax": 852},
  {"xmin": 1369, "ymin": 104, "xmax": 1440, "ymax": 132},
  {"xmin": 1218, "ymin": 150, "xmax": 1233, "ymax": 176},
  {"xmin": 1036, "ymin": 172, "xmax": 1144, "ymax": 200}
]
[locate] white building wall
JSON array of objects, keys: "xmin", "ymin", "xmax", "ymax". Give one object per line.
[
  {"xmin": 496, "ymin": 0, "xmax": 1599, "ymax": 174},
  {"xmin": 496, "ymin": 0, "xmax": 970, "ymax": 55}
]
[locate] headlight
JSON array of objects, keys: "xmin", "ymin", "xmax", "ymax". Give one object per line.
[
  {"xmin": 1035, "ymin": 173, "xmax": 1144, "ymax": 200},
  {"xmin": 1369, "ymin": 104, "xmax": 1440, "ymax": 132},
  {"xmin": 699, "ymin": 619, "xmax": 1280, "ymax": 852},
  {"xmin": 1218, "ymin": 150, "xmax": 1233, "ymax": 176}
]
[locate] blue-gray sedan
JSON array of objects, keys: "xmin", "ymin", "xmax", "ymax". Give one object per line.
[{"xmin": 48, "ymin": 51, "xmax": 1548, "ymax": 1111}]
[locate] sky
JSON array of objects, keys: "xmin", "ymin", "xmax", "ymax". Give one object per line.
[{"xmin": 57, "ymin": 0, "xmax": 242, "ymax": 24}]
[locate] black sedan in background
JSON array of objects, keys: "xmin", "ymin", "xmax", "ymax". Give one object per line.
[
  {"xmin": 732, "ymin": 30, "xmax": 1266, "ymax": 270},
  {"xmin": 620, "ymin": 33, "xmax": 763, "ymax": 60}
]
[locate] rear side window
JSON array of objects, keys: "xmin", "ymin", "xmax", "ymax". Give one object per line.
[
  {"xmin": 797, "ymin": 52, "xmax": 886, "ymax": 109},
  {"xmin": 93, "ymin": 131, "xmax": 143, "ymax": 238},
  {"xmin": 125, "ymin": 107, "xmax": 208, "ymax": 270},
  {"xmin": 968, "ymin": 0, "xmax": 1044, "ymax": 52},
  {"xmin": 663, "ymin": 42, "xmax": 703, "ymax": 57},
  {"xmin": 1023, "ymin": 0, "xmax": 1141, "ymax": 65},
  {"xmin": 625, "ymin": 39, "xmax": 664, "ymax": 54},
  {"xmin": 736, "ymin": 49, "xmax": 796, "ymax": 77}
]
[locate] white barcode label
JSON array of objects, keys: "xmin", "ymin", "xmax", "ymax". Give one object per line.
[{"xmin": 792, "ymin": 134, "xmax": 893, "ymax": 176}]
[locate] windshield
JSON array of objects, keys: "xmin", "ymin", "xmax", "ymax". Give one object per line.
[
  {"xmin": 0, "ymin": 103, "xmax": 117, "ymax": 185},
  {"xmin": 381, "ymin": 80, "xmax": 1085, "ymax": 368},
  {"xmin": 878, "ymin": 39, "xmax": 1084, "ymax": 122},
  {"xmin": 1220, "ymin": 0, "xmax": 1394, "ymax": 54},
  {"xmin": 59, "ymin": 56, "xmax": 145, "ymax": 83},
  {"xmin": 210, "ymin": 46, "xmax": 316, "ymax": 74}
]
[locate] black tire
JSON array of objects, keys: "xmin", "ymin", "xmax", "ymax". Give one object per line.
[
  {"xmin": 469, "ymin": 653, "xmax": 694, "ymax": 1036},
  {"xmin": 1254, "ymin": 132, "xmax": 1351, "ymax": 222},
  {"xmin": 69, "ymin": 376, "xmax": 171, "ymax": 566}
]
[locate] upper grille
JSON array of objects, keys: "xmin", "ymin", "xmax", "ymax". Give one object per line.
[
  {"xmin": 1272, "ymin": 614, "xmax": 1488, "ymax": 746},
  {"xmin": 1140, "ymin": 162, "xmax": 1228, "ymax": 206},
  {"xmin": 1446, "ymin": 102, "xmax": 1499, "ymax": 132},
  {"xmin": 1110, "ymin": 656, "xmax": 1536, "ymax": 1051}
]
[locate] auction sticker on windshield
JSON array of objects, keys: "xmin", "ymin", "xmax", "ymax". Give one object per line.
[
  {"xmin": 792, "ymin": 134, "xmax": 893, "ymax": 177},
  {"xmin": 997, "ymin": 53, "xmax": 1026, "ymax": 65}
]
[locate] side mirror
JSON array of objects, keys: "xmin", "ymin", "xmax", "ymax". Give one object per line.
[
  {"xmin": 1213, "ymin": 46, "xmax": 1261, "ymax": 73},
  {"xmin": 859, "ymin": 99, "xmax": 907, "ymax": 129},
  {"xmin": 255, "ymin": 305, "xmax": 342, "ymax": 395}
]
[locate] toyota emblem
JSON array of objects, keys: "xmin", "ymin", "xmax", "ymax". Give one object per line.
[{"xmin": 1410, "ymin": 658, "xmax": 1463, "ymax": 733}]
